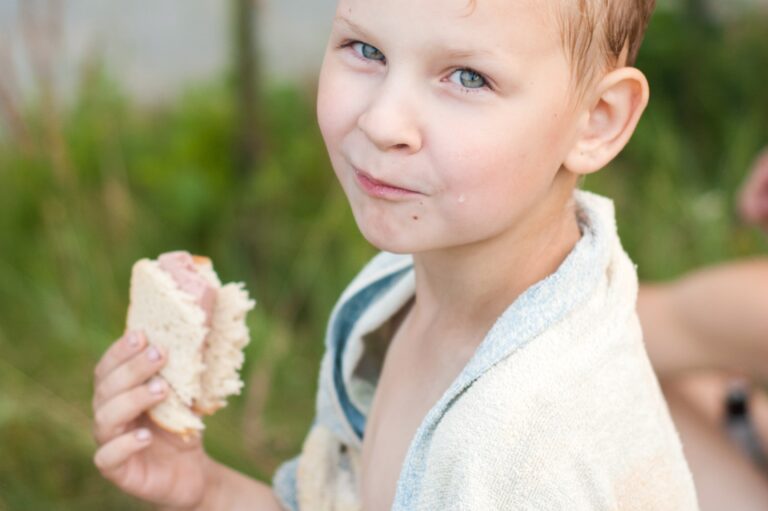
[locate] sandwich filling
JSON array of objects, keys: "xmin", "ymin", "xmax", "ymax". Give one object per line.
[{"xmin": 158, "ymin": 251, "xmax": 217, "ymax": 326}]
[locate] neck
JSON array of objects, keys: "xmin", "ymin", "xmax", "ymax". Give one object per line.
[{"xmin": 407, "ymin": 172, "xmax": 582, "ymax": 342}]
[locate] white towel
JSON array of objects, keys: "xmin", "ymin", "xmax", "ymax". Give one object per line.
[{"xmin": 274, "ymin": 191, "xmax": 699, "ymax": 510}]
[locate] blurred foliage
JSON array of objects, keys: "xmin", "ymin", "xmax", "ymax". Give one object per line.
[
  {"xmin": 0, "ymin": 5, "xmax": 767, "ymax": 510},
  {"xmin": 584, "ymin": 6, "xmax": 768, "ymax": 278}
]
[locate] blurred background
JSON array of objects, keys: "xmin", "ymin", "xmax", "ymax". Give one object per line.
[{"xmin": 0, "ymin": 0, "xmax": 766, "ymax": 509}]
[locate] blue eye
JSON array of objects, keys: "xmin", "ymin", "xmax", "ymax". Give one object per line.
[
  {"xmin": 352, "ymin": 41, "xmax": 385, "ymax": 62},
  {"xmin": 450, "ymin": 69, "xmax": 487, "ymax": 90}
]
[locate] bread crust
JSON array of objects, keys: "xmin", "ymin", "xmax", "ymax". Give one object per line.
[
  {"xmin": 127, "ymin": 253, "xmax": 254, "ymax": 439},
  {"xmin": 147, "ymin": 408, "xmax": 202, "ymax": 442},
  {"xmin": 192, "ymin": 254, "xmax": 212, "ymax": 266}
]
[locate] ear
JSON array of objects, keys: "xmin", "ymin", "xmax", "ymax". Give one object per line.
[{"xmin": 563, "ymin": 67, "xmax": 650, "ymax": 175}]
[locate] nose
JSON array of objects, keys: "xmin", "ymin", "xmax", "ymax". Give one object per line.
[{"xmin": 356, "ymin": 79, "xmax": 423, "ymax": 154}]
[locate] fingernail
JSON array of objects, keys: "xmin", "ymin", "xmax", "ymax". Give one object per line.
[
  {"xmin": 135, "ymin": 428, "xmax": 151, "ymax": 441},
  {"xmin": 148, "ymin": 377, "xmax": 165, "ymax": 395},
  {"xmin": 147, "ymin": 347, "xmax": 161, "ymax": 362},
  {"xmin": 125, "ymin": 331, "xmax": 141, "ymax": 348}
]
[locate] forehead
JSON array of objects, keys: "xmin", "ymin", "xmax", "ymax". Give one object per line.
[{"xmin": 333, "ymin": 0, "xmax": 562, "ymax": 59}]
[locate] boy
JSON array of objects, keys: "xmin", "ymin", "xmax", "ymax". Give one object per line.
[{"xmin": 92, "ymin": 0, "xmax": 699, "ymax": 509}]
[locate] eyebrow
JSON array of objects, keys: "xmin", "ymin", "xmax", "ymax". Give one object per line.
[
  {"xmin": 333, "ymin": 16, "xmax": 374, "ymax": 40},
  {"xmin": 443, "ymin": 48, "xmax": 496, "ymax": 60},
  {"xmin": 333, "ymin": 15, "xmax": 503, "ymax": 65}
]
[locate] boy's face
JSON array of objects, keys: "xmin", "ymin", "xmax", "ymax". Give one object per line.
[{"xmin": 318, "ymin": 0, "xmax": 584, "ymax": 254}]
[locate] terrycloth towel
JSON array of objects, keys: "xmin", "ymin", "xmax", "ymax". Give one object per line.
[{"xmin": 273, "ymin": 190, "xmax": 699, "ymax": 510}]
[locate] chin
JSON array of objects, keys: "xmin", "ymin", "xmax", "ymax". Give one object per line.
[
  {"xmin": 352, "ymin": 220, "xmax": 423, "ymax": 254},
  {"xmin": 348, "ymin": 202, "xmax": 440, "ymax": 254},
  {"xmin": 358, "ymin": 229, "xmax": 414, "ymax": 254}
]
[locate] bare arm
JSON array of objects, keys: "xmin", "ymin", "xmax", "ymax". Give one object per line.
[
  {"xmin": 638, "ymin": 259, "xmax": 768, "ymax": 380},
  {"xmin": 92, "ymin": 331, "xmax": 286, "ymax": 511},
  {"xmin": 739, "ymin": 148, "xmax": 768, "ymax": 232},
  {"xmin": 161, "ymin": 458, "xmax": 285, "ymax": 511}
]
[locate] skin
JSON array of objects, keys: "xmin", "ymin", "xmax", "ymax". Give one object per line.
[
  {"xmin": 663, "ymin": 375, "xmax": 768, "ymax": 511},
  {"xmin": 739, "ymin": 148, "xmax": 768, "ymax": 231},
  {"xmin": 639, "ymin": 150, "xmax": 768, "ymax": 508},
  {"xmin": 92, "ymin": 332, "xmax": 206, "ymax": 507},
  {"xmin": 639, "ymin": 260, "xmax": 768, "ymax": 380},
  {"xmin": 317, "ymin": 0, "xmax": 647, "ymax": 336},
  {"xmin": 92, "ymin": 331, "xmax": 282, "ymax": 511},
  {"xmin": 640, "ymin": 264, "xmax": 768, "ymax": 508},
  {"xmin": 318, "ymin": 0, "xmax": 648, "ymax": 508},
  {"xmin": 91, "ymin": 0, "xmax": 650, "ymax": 508}
]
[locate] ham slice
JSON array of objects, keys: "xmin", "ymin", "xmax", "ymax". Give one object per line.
[{"xmin": 158, "ymin": 251, "xmax": 216, "ymax": 325}]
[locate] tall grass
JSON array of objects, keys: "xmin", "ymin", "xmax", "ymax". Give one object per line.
[{"xmin": 0, "ymin": 6, "xmax": 766, "ymax": 510}]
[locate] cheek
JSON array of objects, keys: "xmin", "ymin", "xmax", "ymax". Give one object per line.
[
  {"xmin": 317, "ymin": 57, "xmax": 369, "ymax": 143},
  {"xmin": 434, "ymin": 128, "xmax": 528, "ymax": 201},
  {"xmin": 428, "ymin": 117, "xmax": 564, "ymax": 230},
  {"xmin": 316, "ymin": 65, "xmax": 345, "ymax": 150},
  {"xmin": 438, "ymin": 101, "xmax": 572, "ymax": 194}
]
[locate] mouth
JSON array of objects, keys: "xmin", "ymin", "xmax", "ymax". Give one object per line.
[{"xmin": 353, "ymin": 168, "xmax": 423, "ymax": 199}]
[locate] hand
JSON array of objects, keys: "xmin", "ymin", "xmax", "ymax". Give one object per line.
[
  {"xmin": 92, "ymin": 330, "xmax": 211, "ymax": 509},
  {"xmin": 738, "ymin": 147, "xmax": 768, "ymax": 232}
]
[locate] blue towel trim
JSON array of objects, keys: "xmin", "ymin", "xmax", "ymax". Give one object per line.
[{"xmin": 330, "ymin": 267, "xmax": 413, "ymax": 440}]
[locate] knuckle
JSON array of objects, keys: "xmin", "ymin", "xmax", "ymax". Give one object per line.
[
  {"xmin": 93, "ymin": 449, "xmax": 106, "ymax": 471},
  {"xmin": 126, "ymin": 358, "xmax": 147, "ymax": 381},
  {"xmin": 93, "ymin": 362, "xmax": 104, "ymax": 381},
  {"xmin": 127, "ymin": 384, "xmax": 147, "ymax": 403},
  {"xmin": 92, "ymin": 415, "xmax": 114, "ymax": 445},
  {"xmin": 136, "ymin": 386, "xmax": 160, "ymax": 411},
  {"xmin": 93, "ymin": 386, "xmax": 106, "ymax": 407},
  {"xmin": 93, "ymin": 407, "xmax": 109, "ymax": 429},
  {"xmin": 128, "ymin": 351, "xmax": 162, "ymax": 382},
  {"xmin": 127, "ymin": 367, "xmax": 145, "ymax": 386},
  {"xmin": 107, "ymin": 362, "xmax": 145, "ymax": 397},
  {"xmin": 91, "ymin": 424, "xmax": 102, "ymax": 445}
]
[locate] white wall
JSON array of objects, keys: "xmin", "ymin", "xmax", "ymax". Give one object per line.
[
  {"xmin": 0, "ymin": 0, "xmax": 337, "ymax": 102},
  {"xmin": 0, "ymin": 0, "xmax": 765, "ymax": 102}
]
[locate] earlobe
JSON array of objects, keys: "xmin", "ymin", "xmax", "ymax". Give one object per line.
[{"xmin": 564, "ymin": 67, "xmax": 650, "ymax": 175}]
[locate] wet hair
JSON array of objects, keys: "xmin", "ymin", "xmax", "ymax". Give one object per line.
[
  {"xmin": 463, "ymin": 0, "xmax": 656, "ymax": 91},
  {"xmin": 558, "ymin": 0, "xmax": 656, "ymax": 88}
]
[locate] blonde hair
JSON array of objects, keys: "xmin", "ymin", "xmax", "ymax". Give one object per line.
[
  {"xmin": 558, "ymin": 0, "xmax": 656, "ymax": 87},
  {"xmin": 463, "ymin": 0, "xmax": 656, "ymax": 90}
]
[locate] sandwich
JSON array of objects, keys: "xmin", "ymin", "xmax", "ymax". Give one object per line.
[{"xmin": 126, "ymin": 251, "xmax": 255, "ymax": 438}]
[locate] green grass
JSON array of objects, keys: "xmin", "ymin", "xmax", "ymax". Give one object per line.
[{"xmin": 0, "ymin": 7, "xmax": 766, "ymax": 510}]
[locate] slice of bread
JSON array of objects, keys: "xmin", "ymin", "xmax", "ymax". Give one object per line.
[
  {"xmin": 196, "ymin": 282, "xmax": 255, "ymax": 414},
  {"xmin": 126, "ymin": 253, "xmax": 255, "ymax": 438}
]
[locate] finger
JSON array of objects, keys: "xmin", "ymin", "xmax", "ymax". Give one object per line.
[
  {"xmin": 93, "ymin": 345, "xmax": 166, "ymax": 408},
  {"xmin": 93, "ymin": 376, "xmax": 168, "ymax": 444},
  {"xmin": 740, "ymin": 193, "xmax": 761, "ymax": 223},
  {"xmin": 740, "ymin": 192, "xmax": 768, "ymax": 226},
  {"xmin": 754, "ymin": 149, "xmax": 768, "ymax": 174},
  {"xmin": 93, "ymin": 428, "xmax": 153, "ymax": 476},
  {"xmin": 94, "ymin": 330, "xmax": 147, "ymax": 382}
]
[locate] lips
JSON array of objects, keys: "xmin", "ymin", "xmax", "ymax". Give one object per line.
[{"xmin": 353, "ymin": 167, "xmax": 422, "ymax": 199}]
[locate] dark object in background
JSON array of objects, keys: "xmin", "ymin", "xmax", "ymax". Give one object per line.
[
  {"xmin": 724, "ymin": 381, "xmax": 768, "ymax": 474},
  {"xmin": 233, "ymin": 0, "xmax": 263, "ymax": 178}
]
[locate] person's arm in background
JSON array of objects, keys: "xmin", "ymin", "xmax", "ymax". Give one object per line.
[
  {"xmin": 640, "ymin": 147, "xmax": 768, "ymax": 380},
  {"xmin": 739, "ymin": 148, "xmax": 768, "ymax": 232},
  {"xmin": 638, "ymin": 260, "xmax": 768, "ymax": 379}
]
